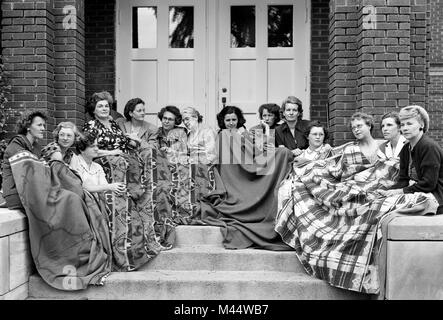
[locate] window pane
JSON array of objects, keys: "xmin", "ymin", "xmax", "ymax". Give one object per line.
[
  {"xmin": 169, "ymin": 6, "xmax": 194, "ymax": 48},
  {"xmin": 133, "ymin": 7, "xmax": 157, "ymax": 48},
  {"xmin": 231, "ymin": 6, "xmax": 255, "ymax": 48},
  {"xmin": 268, "ymin": 5, "xmax": 293, "ymax": 47}
]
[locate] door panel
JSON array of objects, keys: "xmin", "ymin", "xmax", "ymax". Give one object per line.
[
  {"xmin": 116, "ymin": 0, "xmax": 206, "ymax": 126},
  {"xmin": 218, "ymin": 0, "xmax": 310, "ymax": 129}
]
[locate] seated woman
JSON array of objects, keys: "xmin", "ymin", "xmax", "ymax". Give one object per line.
[
  {"xmin": 42, "ymin": 121, "xmax": 81, "ymax": 165},
  {"xmin": 2, "ymin": 111, "xmax": 46, "ymax": 210},
  {"xmin": 83, "ymin": 91, "xmax": 163, "ymax": 271},
  {"xmin": 378, "ymin": 111, "xmax": 407, "ymax": 159},
  {"xmin": 198, "ymin": 105, "xmax": 294, "ymax": 250},
  {"xmin": 275, "ymin": 111, "xmax": 433, "ymax": 295},
  {"xmin": 83, "ymin": 91, "xmax": 138, "ymax": 157},
  {"xmin": 275, "ymin": 96, "xmax": 310, "ymax": 156},
  {"xmin": 116, "ymin": 97, "xmax": 158, "ymax": 151},
  {"xmin": 156, "ymin": 105, "xmax": 187, "ymax": 161},
  {"xmin": 385, "ymin": 105, "xmax": 443, "ymax": 214},
  {"xmin": 5, "ymin": 116, "xmax": 112, "ymax": 291},
  {"xmin": 249, "ymin": 103, "xmax": 281, "ymax": 136},
  {"xmin": 70, "ymin": 133, "xmax": 126, "ymax": 195},
  {"xmin": 182, "ymin": 106, "xmax": 217, "ymax": 164}
]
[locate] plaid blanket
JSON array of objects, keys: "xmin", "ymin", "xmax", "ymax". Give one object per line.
[{"xmin": 275, "ymin": 142, "xmax": 432, "ymax": 293}]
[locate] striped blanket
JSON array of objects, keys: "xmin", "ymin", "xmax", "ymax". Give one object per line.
[{"xmin": 275, "ymin": 142, "xmax": 432, "ymax": 294}]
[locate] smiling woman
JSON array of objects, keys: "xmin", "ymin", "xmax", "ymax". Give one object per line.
[{"xmin": 1, "ymin": 110, "xmax": 47, "ymax": 210}]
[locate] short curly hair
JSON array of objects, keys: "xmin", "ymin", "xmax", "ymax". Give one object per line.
[
  {"xmin": 182, "ymin": 106, "xmax": 203, "ymax": 123},
  {"xmin": 304, "ymin": 120, "xmax": 329, "ymax": 141},
  {"xmin": 380, "ymin": 111, "xmax": 401, "ymax": 130},
  {"xmin": 281, "ymin": 96, "xmax": 303, "ymax": 120},
  {"xmin": 349, "ymin": 112, "xmax": 375, "ymax": 133},
  {"xmin": 157, "ymin": 105, "xmax": 182, "ymax": 126},
  {"xmin": 123, "ymin": 97, "xmax": 145, "ymax": 121},
  {"xmin": 75, "ymin": 131, "xmax": 97, "ymax": 154},
  {"xmin": 216, "ymin": 105, "xmax": 246, "ymax": 130},
  {"xmin": 86, "ymin": 91, "xmax": 113, "ymax": 117},
  {"xmin": 258, "ymin": 103, "xmax": 281, "ymax": 126},
  {"xmin": 52, "ymin": 121, "xmax": 81, "ymax": 143},
  {"xmin": 398, "ymin": 105, "xmax": 430, "ymax": 133},
  {"xmin": 17, "ymin": 110, "xmax": 47, "ymax": 135}
]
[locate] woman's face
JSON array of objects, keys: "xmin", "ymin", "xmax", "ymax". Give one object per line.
[
  {"xmin": 58, "ymin": 127, "xmax": 75, "ymax": 149},
  {"xmin": 224, "ymin": 113, "xmax": 238, "ymax": 130},
  {"xmin": 262, "ymin": 109, "xmax": 276, "ymax": 127},
  {"xmin": 129, "ymin": 103, "xmax": 146, "ymax": 121},
  {"xmin": 351, "ymin": 119, "xmax": 372, "ymax": 140},
  {"xmin": 28, "ymin": 116, "xmax": 45, "ymax": 140},
  {"xmin": 400, "ymin": 117, "xmax": 422, "ymax": 141},
  {"xmin": 161, "ymin": 111, "xmax": 176, "ymax": 131},
  {"xmin": 94, "ymin": 100, "xmax": 110, "ymax": 120},
  {"xmin": 381, "ymin": 117, "xmax": 400, "ymax": 142},
  {"xmin": 82, "ymin": 139, "xmax": 99, "ymax": 159},
  {"xmin": 308, "ymin": 126, "xmax": 325, "ymax": 149},
  {"xmin": 183, "ymin": 114, "xmax": 198, "ymax": 130},
  {"xmin": 283, "ymin": 103, "xmax": 299, "ymax": 122}
]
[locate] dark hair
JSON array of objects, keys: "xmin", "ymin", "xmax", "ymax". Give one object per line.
[
  {"xmin": 86, "ymin": 91, "xmax": 113, "ymax": 117},
  {"xmin": 281, "ymin": 96, "xmax": 303, "ymax": 120},
  {"xmin": 124, "ymin": 98, "xmax": 145, "ymax": 121},
  {"xmin": 258, "ymin": 103, "xmax": 281, "ymax": 126},
  {"xmin": 157, "ymin": 105, "xmax": 182, "ymax": 126},
  {"xmin": 75, "ymin": 132, "xmax": 97, "ymax": 153},
  {"xmin": 305, "ymin": 120, "xmax": 329, "ymax": 141},
  {"xmin": 17, "ymin": 110, "xmax": 47, "ymax": 135},
  {"xmin": 380, "ymin": 111, "xmax": 401, "ymax": 130},
  {"xmin": 349, "ymin": 112, "xmax": 374, "ymax": 133},
  {"xmin": 216, "ymin": 105, "xmax": 246, "ymax": 130}
]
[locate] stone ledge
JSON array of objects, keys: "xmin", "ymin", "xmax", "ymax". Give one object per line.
[
  {"xmin": 387, "ymin": 214, "xmax": 443, "ymax": 240},
  {"xmin": 0, "ymin": 209, "xmax": 27, "ymax": 238}
]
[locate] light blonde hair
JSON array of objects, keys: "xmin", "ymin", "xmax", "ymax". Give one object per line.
[
  {"xmin": 182, "ymin": 107, "xmax": 203, "ymax": 123},
  {"xmin": 52, "ymin": 121, "xmax": 81, "ymax": 142},
  {"xmin": 398, "ymin": 105, "xmax": 429, "ymax": 133}
]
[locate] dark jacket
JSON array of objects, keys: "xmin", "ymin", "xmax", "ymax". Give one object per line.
[
  {"xmin": 1, "ymin": 135, "xmax": 42, "ymax": 209},
  {"xmin": 275, "ymin": 120, "xmax": 310, "ymax": 150},
  {"xmin": 391, "ymin": 134, "xmax": 443, "ymax": 214}
]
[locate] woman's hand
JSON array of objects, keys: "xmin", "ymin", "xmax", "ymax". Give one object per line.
[
  {"xmin": 109, "ymin": 182, "xmax": 126, "ymax": 195},
  {"xmin": 126, "ymin": 133, "xmax": 141, "ymax": 143},
  {"xmin": 291, "ymin": 148, "xmax": 303, "ymax": 157}
]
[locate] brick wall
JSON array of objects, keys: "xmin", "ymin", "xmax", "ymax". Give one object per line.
[
  {"xmin": 85, "ymin": 0, "xmax": 116, "ymax": 105},
  {"xmin": 310, "ymin": 0, "xmax": 329, "ymax": 126},
  {"xmin": 1, "ymin": 0, "xmax": 85, "ymax": 139}
]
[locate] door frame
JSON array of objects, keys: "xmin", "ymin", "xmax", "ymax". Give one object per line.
[{"xmin": 115, "ymin": 0, "xmax": 311, "ymax": 128}]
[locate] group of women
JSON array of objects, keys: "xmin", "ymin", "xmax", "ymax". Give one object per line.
[{"xmin": 1, "ymin": 91, "xmax": 442, "ymax": 296}]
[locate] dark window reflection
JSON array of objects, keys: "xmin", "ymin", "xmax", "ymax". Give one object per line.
[
  {"xmin": 231, "ymin": 6, "xmax": 255, "ymax": 48},
  {"xmin": 133, "ymin": 7, "xmax": 157, "ymax": 48},
  {"xmin": 268, "ymin": 5, "xmax": 293, "ymax": 47},
  {"xmin": 169, "ymin": 6, "xmax": 194, "ymax": 48}
]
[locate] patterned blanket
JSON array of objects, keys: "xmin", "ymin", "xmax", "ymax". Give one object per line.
[
  {"xmin": 10, "ymin": 152, "xmax": 112, "ymax": 290},
  {"xmin": 275, "ymin": 142, "xmax": 433, "ymax": 293}
]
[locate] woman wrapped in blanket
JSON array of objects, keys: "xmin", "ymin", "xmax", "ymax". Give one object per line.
[
  {"xmin": 42, "ymin": 121, "xmax": 81, "ymax": 165},
  {"xmin": 2, "ymin": 111, "xmax": 46, "ymax": 210},
  {"xmin": 378, "ymin": 111, "xmax": 407, "ymax": 159},
  {"xmin": 116, "ymin": 97, "xmax": 158, "ymax": 151},
  {"xmin": 83, "ymin": 91, "xmax": 163, "ymax": 270},
  {"xmin": 182, "ymin": 107, "xmax": 217, "ymax": 165},
  {"xmin": 384, "ymin": 105, "xmax": 443, "ymax": 214}
]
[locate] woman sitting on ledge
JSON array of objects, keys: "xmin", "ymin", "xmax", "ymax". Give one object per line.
[
  {"xmin": 42, "ymin": 121, "xmax": 81, "ymax": 165},
  {"xmin": 2, "ymin": 111, "xmax": 46, "ymax": 210},
  {"xmin": 378, "ymin": 111, "xmax": 407, "ymax": 159}
]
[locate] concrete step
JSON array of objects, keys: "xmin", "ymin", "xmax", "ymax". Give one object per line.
[
  {"xmin": 28, "ymin": 271, "xmax": 369, "ymax": 300},
  {"xmin": 141, "ymin": 246, "xmax": 304, "ymax": 273},
  {"xmin": 175, "ymin": 226, "xmax": 223, "ymax": 248}
]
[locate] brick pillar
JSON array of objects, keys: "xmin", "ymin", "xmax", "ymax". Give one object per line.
[
  {"xmin": 53, "ymin": 0, "xmax": 85, "ymax": 128},
  {"xmin": 328, "ymin": 0, "xmax": 358, "ymax": 146},
  {"xmin": 1, "ymin": 0, "xmax": 55, "ymax": 140}
]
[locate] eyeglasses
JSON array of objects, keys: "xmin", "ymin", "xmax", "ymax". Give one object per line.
[{"xmin": 162, "ymin": 117, "xmax": 175, "ymax": 122}]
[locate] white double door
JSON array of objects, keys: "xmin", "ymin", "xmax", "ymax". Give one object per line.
[{"xmin": 116, "ymin": 0, "xmax": 310, "ymax": 129}]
